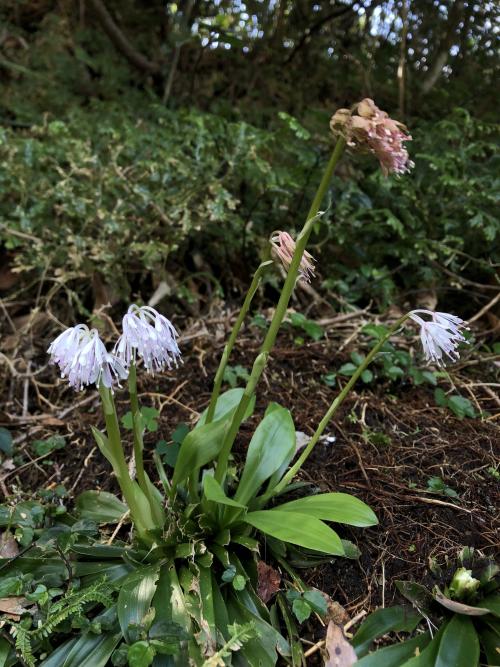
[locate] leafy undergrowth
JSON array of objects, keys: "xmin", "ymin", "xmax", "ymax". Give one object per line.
[{"xmin": 2, "ymin": 312, "xmax": 497, "ymax": 653}]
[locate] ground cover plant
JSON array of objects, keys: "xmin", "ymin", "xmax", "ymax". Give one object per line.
[{"xmin": 1, "ymin": 96, "xmax": 490, "ymax": 667}]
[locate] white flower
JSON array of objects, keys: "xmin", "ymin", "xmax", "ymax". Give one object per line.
[
  {"xmin": 48, "ymin": 325, "xmax": 128, "ymax": 390},
  {"xmin": 115, "ymin": 305, "xmax": 181, "ymax": 373},
  {"xmin": 409, "ymin": 309, "xmax": 469, "ymax": 366}
]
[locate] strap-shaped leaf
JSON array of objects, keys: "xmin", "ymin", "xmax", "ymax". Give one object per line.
[
  {"xmin": 353, "ymin": 606, "xmax": 422, "ymax": 657},
  {"xmin": 480, "ymin": 626, "xmax": 500, "ymax": 666},
  {"xmin": 235, "ymin": 404, "xmax": 295, "ymax": 505},
  {"xmin": 172, "ymin": 419, "xmax": 228, "ymax": 487},
  {"xmin": 481, "ymin": 593, "xmax": 500, "ymax": 617},
  {"xmin": 275, "ymin": 492, "xmax": 378, "ymax": 527},
  {"xmin": 400, "ymin": 624, "xmax": 445, "ymax": 666},
  {"xmin": 203, "ymin": 475, "xmax": 246, "ymax": 509},
  {"xmin": 435, "ymin": 615, "xmax": 480, "ymax": 667},
  {"xmin": 244, "ymin": 510, "xmax": 344, "ymax": 555},
  {"xmin": 356, "ymin": 633, "xmax": 430, "ymax": 666},
  {"xmin": 196, "ymin": 388, "xmax": 255, "ymax": 427},
  {"xmin": 76, "ymin": 491, "xmax": 128, "ymax": 524},
  {"xmin": 40, "ymin": 632, "xmax": 121, "ymax": 667},
  {"xmin": 117, "ymin": 564, "xmax": 160, "ymax": 642}
]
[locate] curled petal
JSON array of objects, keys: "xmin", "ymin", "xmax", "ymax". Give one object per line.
[{"xmin": 409, "ymin": 309, "xmax": 469, "ymax": 366}]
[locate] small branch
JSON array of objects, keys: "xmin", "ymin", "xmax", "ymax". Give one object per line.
[{"xmin": 88, "ymin": 0, "xmax": 160, "ymax": 74}]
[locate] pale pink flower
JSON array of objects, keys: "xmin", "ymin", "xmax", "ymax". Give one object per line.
[
  {"xmin": 115, "ymin": 305, "xmax": 181, "ymax": 374},
  {"xmin": 270, "ymin": 231, "xmax": 315, "ymax": 283},
  {"xmin": 330, "ymin": 98, "xmax": 413, "ymax": 176},
  {"xmin": 408, "ymin": 310, "xmax": 469, "ymax": 366},
  {"xmin": 48, "ymin": 325, "xmax": 127, "ymax": 390}
]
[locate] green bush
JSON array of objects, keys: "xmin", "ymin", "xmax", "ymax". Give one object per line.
[{"xmin": 1, "ymin": 104, "xmax": 497, "ymax": 310}]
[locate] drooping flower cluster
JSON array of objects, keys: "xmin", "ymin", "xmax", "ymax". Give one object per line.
[
  {"xmin": 115, "ymin": 305, "xmax": 181, "ymax": 374},
  {"xmin": 330, "ymin": 98, "xmax": 413, "ymax": 176},
  {"xmin": 409, "ymin": 310, "xmax": 469, "ymax": 366},
  {"xmin": 270, "ymin": 231, "xmax": 315, "ymax": 283},
  {"xmin": 47, "ymin": 325, "xmax": 127, "ymax": 390},
  {"xmin": 47, "ymin": 306, "xmax": 181, "ymax": 390}
]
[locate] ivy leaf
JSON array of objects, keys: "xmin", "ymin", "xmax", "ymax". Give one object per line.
[{"xmin": 292, "ymin": 598, "xmax": 312, "ymax": 623}]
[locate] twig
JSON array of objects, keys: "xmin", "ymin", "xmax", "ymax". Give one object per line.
[{"xmin": 468, "ymin": 290, "xmax": 500, "ymax": 324}]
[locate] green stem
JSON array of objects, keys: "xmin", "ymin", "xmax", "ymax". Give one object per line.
[
  {"xmin": 128, "ymin": 362, "xmax": 147, "ymax": 491},
  {"xmin": 263, "ymin": 314, "xmax": 410, "ymax": 501},
  {"xmin": 214, "ymin": 138, "xmax": 346, "ymax": 484},
  {"xmin": 205, "ymin": 260, "xmax": 273, "ymax": 425},
  {"xmin": 98, "ymin": 385, "xmax": 151, "ymax": 542}
]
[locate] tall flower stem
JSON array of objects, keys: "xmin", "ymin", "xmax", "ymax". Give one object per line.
[
  {"xmin": 98, "ymin": 385, "xmax": 153, "ymax": 543},
  {"xmin": 261, "ymin": 313, "xmax": 410, "ymax": 502},
  {"xmin": 205, "ymin": 260, "xmax": 273, "ymax": 425},
  {"xmin": 128, "ymin": 362, "xmax": 147, "ymax": 490},
  {"xmin": 214, "ymin": 138, "xmax": 346, "ymax": 484},
  {"xmin": 128, "ymin": 362, "xmax": 163, "ymax": 524}
]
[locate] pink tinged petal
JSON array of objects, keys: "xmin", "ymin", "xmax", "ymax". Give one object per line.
[{"xmin": 409, "ymin": 310, "xmax": 469, "ymax": 366}]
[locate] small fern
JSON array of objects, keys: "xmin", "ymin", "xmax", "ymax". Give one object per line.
[{"xmin": 8, "ymin": 578, "xmax": 113, "ymax": 666}]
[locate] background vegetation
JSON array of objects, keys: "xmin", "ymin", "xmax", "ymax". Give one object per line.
[{"xmin": 0, "ymin": 0, "xmax": 498, "ymax": 317}]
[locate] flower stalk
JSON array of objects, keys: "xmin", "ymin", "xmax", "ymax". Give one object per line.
[
  {"xmin": 98, "ymin": 384, "xmax": 154, "ymax": 544},
  {"xmin": 205, "ymin": 260, "xmax": 273, "ymax": 424},
  {"xmin": 262, "ymin": 313, "xmax": 410, "ymax": 502},
  {"xmin": 128, "ymin": 361, "xmax": 147, "ymax": 490},
  {"xmin": 214, "ymin": 137, "xmax": 346, "ymax": 484}
]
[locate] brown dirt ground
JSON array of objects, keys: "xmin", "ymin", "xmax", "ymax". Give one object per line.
[{"xmin": 1, "ymin": 314, "xmax": 499, "ymax": 653}]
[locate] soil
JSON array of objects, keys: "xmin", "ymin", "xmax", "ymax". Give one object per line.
[{"xmin": 1, "ymin": 312, "xmax": 499, "ymax": 652}]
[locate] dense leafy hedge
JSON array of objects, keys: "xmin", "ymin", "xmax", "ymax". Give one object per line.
[{"xmin": 1, "ymin": 104, "xmax": 498, "ymax": 309}]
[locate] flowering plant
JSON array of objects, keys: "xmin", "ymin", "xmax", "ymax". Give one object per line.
[{"xmin": 0, "ymin": 100, "xmax": 469, "ymax": 667}]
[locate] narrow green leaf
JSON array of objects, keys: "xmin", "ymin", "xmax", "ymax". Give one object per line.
[
  {"xmin": 0, "ymin": 637, "xmax": 11, "ymax": 667},
  {"xmin": 356, "ymin": 633, "xmax": 430, "ymax": 667},
  {"xmin": 172, "ymin": 419, "xmax": 227, "ymax": 487},
  {"xmin": 117, "ymin": 565, "xmax": 160, "ymax": 642},
  {"xmin": 53, "ymin": 632, "xmax": 121, "ymax": 667},
  {"xmin": 244, "ymin": 510, "xmax": 344, "ymax": 555},
  {"xmin": 90, "ymin": 427, "xmax": 118, "ymax": 469},
  {"xmin": 353, "ymin": 606, "xmax": 422, "ymax": 657},
  {"xmin": 482, "ymin": 594, "xmax": 500, "ymax": 617},
  {"xmin": 203, "ymin": 475, "xmax": 246, "ymax": 509},
  {"xmin": 196, "ymin": 388, "xmax": 255, "ymax": 427},
  {"xmin": 479, "ymin": 627, "xmax": 500, "ymax": 666},
  {"xmin": 76, "ymin": 491, "xmax": 128, "ymax": 524},
  {"xmin": 400, "ymin": 624, "xmax": 445, "ymax": 666},
  {"xmin": 235, "ymin": 405, "xmax": 295, "ymax": 505},
  {"xmin": 435, "ymin": 615, "xmax": 480, "ymax": 667},
  {"xmin": 275, "ymin": 492, "xmax": 378, "ymax": 527}
]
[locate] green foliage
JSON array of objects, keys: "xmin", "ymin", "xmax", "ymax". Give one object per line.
[
  {"xmin": 31, "ymin": 435, "xmax": 66, "ymax": 457},
  {"xmin": 286, "ymin": 589, "xmax": 328, "ymax": 624},
  {"xmin": 287, "ymin": 312, "xmax": 325, "ymax": 342},
  {"xmin": 121, "ymin": 407, "xmax": 159, "ymax": 432},
  {"xmin": 0, "ymin": 388, "xmax": 377, "ymax": 666},
  {"xmin": 222, "ymin": 364, "xmax": 250, "ymax": 388},
  {"xmin": 1, "ymin": 103, "xmax": 497, "ymax": 311},
  {"xmin": 356, "ymin": 550, "xmax": 500, "ymax": 666},
  {"xmin": 8, "ymin": 579, "xmax": 114, "ymax": 667},
  {"xmin": 426, "ymin": 476, "xmax": 459, "ymax": 498},
  {"xmin": 434, "ymin": 388, "xmax": 477, "ymax": 419}
]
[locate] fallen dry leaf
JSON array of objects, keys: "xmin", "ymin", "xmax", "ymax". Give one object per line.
[
  {"xmin": 0, "ymin": 596, "xmax": 31, "ymax": 621},
  {"xmin": 257, "ymin": 560, "xmax": 281, "ymax": 603},
  {"xmin": 0, "ymin": 532, "xmax": 19, "ymax": 558},
  {"xmin": 324, "ymin": 621, "xmax": 357, "ymax": 667}
]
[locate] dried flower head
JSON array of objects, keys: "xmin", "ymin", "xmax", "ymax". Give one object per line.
[
  {"xmin": 48, "ymin": 325, "xmax": 128, "ymax": 390},
  {"xmin": 330, "ymin": 98, "xmax": 413, "ymax": 176},
  {"xmin": 409, "ymin": 310, "xmax": 469, "ymax": 366},
  {"xmin": 115, "ymin": 305, "xmax": 181, "ymax": 374},
  {"xmin": 270, "ymin": 231, "xmax": 315, "ymax": 283}
]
